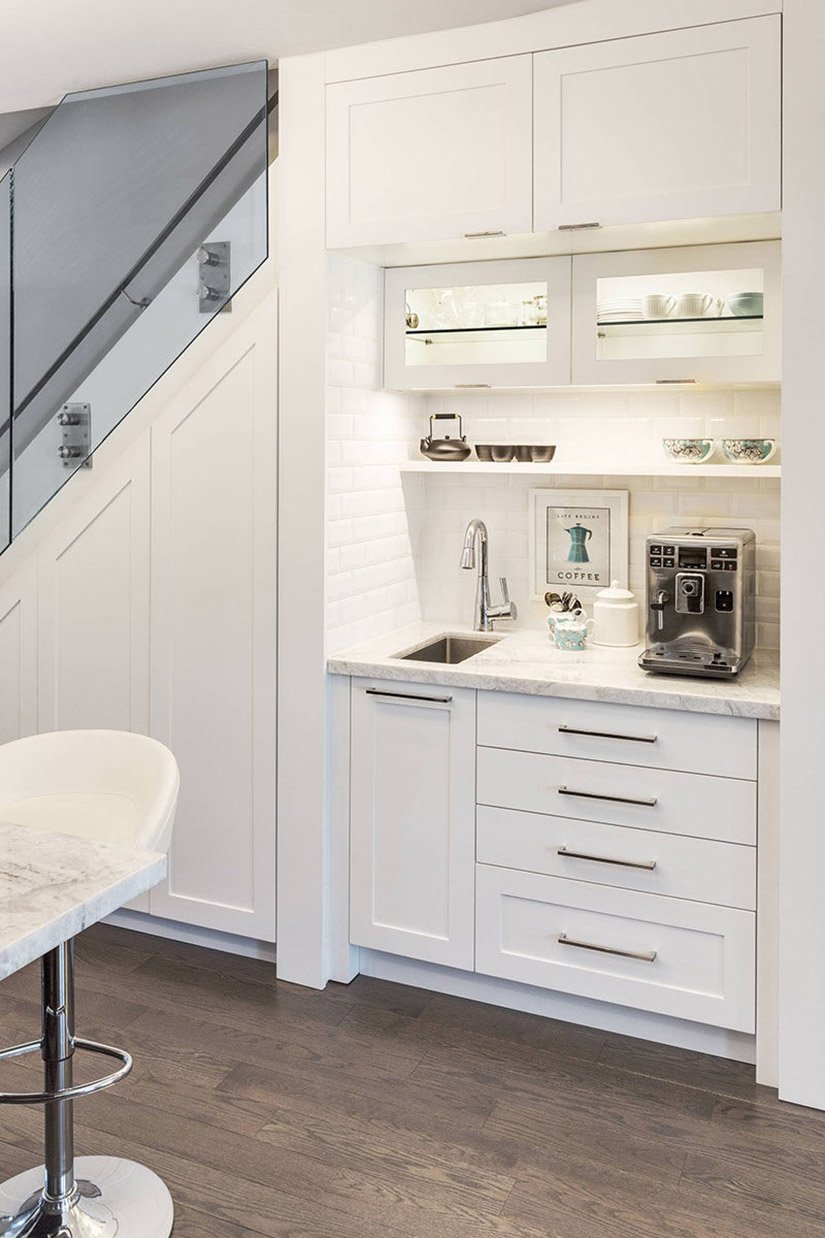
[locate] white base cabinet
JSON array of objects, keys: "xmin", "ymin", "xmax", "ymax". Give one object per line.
[
  {"xmin": 348, "ymin": 679, "xmax": 761, "ymax": 1035},
  {"xmin": 350, "ymin": 680, "xmax": 476, "ymax": 968},
  {"xmin": 476, "ymin": 865, "xmax": 756, "ymax": 1032}
]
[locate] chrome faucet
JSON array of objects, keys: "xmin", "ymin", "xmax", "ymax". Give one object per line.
[{"xmin": 460, "ymin": 518, "xmax": 517, "ymax": 632}]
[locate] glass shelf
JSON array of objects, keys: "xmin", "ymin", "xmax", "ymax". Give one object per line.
[
  {"xmin": 407, "ymin": 324, "xmax": 547, "ymax": 335},
  {"xmin": 598, "ymin": 315, "xmax": 763, "ymax": 336},
  {"xmin": 406, "ymin": 325, "xmax": 548, "ymax": 347}
]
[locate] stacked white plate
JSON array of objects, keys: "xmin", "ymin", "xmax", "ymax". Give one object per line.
[{"xmin": 597, "ymin": 297, "xmax": 643, "ymax": 323}]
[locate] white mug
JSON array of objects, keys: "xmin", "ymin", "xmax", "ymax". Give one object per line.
[
  {"xmin": 674, "ymin": 293, "xmax": 721, "ymax": 319},
  {"xmin": 642, "ymin": 294, "xmax": 675, "ymax": 320}
]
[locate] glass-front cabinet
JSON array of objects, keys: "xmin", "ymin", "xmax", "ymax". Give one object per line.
[
  {"xmin": 571, "ymin": 241, "xmax": 781, "ymax": 385},
  {"xmin": 384, "ymin": 258, "xmax": 571, "ymax": 389}
]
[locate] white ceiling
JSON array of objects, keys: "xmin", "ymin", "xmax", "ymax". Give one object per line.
[{"xmin": 0, "ymin": 0, "xmax": 572, "ymax": 112}]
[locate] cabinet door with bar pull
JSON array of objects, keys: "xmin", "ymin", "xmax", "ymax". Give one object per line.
[
  {"xmin": 350, "ymin": 679, "xmax": 476, "ymax": 968},
  {"xmin": 326, "ymin": 56, "xmax": 533, "ymax": 248},
  {"xmin": 477, "ymin": 747, "xmax": 756, "ymax": 846},
  {"xmin": 534, "ymin": 17, "xmax": 781, "ymax": 232},
  {"xmin": 477, "ymin": 691, "xmax": 758, "ymax": 780},
  {"xmin": 476, "ymin": 865, "xmax": 755, "ymax": 1031}
]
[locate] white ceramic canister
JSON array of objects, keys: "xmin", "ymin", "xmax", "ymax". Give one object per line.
[{"xmin": 592, "ymin": 581, "xmax": 640, "ymax": 647}]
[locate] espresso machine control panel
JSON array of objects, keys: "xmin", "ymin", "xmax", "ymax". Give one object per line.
[{"xmin": 640, "ymin": 527, "xmax": 756, "ymax": 679}]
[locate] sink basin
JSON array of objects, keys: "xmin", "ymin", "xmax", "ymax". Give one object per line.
[{"xmin": 396, "ymin": 635, "xmax": 500, "ymax": 665}]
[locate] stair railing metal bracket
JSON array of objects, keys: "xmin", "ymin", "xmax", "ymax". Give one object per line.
[
  {"xmin": 198, "ymin": 241, "xmax": 231, "ymax": 313},
  {"xmin": 56, "ymin": 403, "xmax": 92, "ymax": 469}
]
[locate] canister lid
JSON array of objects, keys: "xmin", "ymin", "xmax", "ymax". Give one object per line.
[{"xmin": 597, "ymin": 580, "xmax": 635, "ymax": 600}]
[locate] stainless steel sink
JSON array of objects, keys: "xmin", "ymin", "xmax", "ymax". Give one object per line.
[{"xmin": 396, "ymin": 635, "xmax": 499, "ymax": 665}]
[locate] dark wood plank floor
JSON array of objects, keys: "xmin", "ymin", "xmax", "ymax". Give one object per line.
[{"xmin": 1, "ymin": 924, "xmax": 824, "ymax": 1236}]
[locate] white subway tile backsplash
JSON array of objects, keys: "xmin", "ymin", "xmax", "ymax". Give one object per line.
[{"xmin": 327, "ymin": 266, "xmax": 781, "ymax": 652}]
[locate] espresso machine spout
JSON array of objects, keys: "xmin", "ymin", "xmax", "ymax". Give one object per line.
[{"xmin": 651, "ymin": 589, "xmax": 669, "ymax": 633}]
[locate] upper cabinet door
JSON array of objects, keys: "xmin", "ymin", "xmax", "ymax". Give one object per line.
[
  {"xmin": 534, "ymin": 16, "xmax": 781, "ymax": 231},
  {"xmin": 326, "ymin": 56, "xmax": 533, "ymax": 248},
  {"xmin": 385, "ymin": 256, "xmax": 571, "ymax": 390}
]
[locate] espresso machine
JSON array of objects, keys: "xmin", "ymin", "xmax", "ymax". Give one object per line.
[{"xmin": 639, "ymin": 527, "xmax": 756, "ymax": 678}]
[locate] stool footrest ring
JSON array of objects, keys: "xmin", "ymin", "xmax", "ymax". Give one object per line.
[{"xmin": 0, "ymin": 1037, "xmax": 132, "ymax": 1105}]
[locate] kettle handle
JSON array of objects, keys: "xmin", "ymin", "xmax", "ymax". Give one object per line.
[{"xmin": 429, "ymin": 412, "xmax": 465, "ymax": 440}]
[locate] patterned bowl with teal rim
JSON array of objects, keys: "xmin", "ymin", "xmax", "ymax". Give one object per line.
[
  {"xmin": 721, "ymin": 439, "xmax": 777, "ymax": 464},
  {"xmin": 662, "ymin": 438, "xmax": 714, "ymax": 464}
]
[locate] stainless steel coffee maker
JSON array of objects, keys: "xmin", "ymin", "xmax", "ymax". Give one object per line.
[{"xmin": 639, "ymin": 527, "xmax": 756, "ymax": 678}]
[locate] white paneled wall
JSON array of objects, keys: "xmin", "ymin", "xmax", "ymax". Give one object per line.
[
  {"xmin": 420, "ymin": 388, "xmax": 781, "ymax": 644},
  {"xmin": 326, "ymin": 254, "xmax": 426, "ymax": 651}
]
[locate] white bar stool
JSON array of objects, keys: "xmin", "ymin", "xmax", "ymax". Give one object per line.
[{"xmin": 0, "ymin": 730, "xmax": 179, "ymax": 1237}]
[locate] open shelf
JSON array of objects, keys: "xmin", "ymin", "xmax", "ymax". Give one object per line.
[{"xmin": 401, "ymin": 460, "xmax": 781, "ymax": 479}]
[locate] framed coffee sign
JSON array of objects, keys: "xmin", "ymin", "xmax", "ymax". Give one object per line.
[{"xmin": 529, "ymin": 489, "xmax": 629, "ymax": 600}]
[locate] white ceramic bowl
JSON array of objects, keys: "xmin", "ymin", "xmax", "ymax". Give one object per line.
[
  {"xmin": 720, "ymin": 438, "xmax": 777, "ymax": 464},
  {"xmin": 662, "ymin": 438, "xmax": 714, "ymax": 464}
]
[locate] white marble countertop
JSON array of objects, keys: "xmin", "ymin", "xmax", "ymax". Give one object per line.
[
  {"xmin": 328, "ymin": 623, "xmax": 780, "ymax": 720},
  {"xmin": 0, "ymin": 823, "xmax": 166, "ymax": 980}
]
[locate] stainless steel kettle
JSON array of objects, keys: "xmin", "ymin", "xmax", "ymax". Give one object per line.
[{"xmin": 419, "ymin": 413, "xmax": 472, "ymax": 462}]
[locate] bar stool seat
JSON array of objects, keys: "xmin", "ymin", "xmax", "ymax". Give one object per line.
[{"xmin": 0, "ymin": 730, "xmax": 179, "ymax": 1237}]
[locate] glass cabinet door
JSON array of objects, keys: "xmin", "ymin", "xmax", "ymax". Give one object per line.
[
  {"xmin": 384, "ymin": 257, "xmax": 571, "ymax": 389},
  {"xmin": 571, "ymin": 241, "xmax": 780, "ymax": 385}
]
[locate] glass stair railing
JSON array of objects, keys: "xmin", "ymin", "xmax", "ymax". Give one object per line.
[{"xmin": 0, "ymin": 60, "xmax": 270, "ymax": 554}]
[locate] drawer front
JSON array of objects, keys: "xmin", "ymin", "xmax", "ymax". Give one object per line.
[
  {"xmin": 477, "ymin": 693, "xmax": 757, "ymax": 781},
  {"xmin": 477, "ymin": 747, "xmax": 756, "ymax": 846},
  {"xmin": 476, "ymin": 865, "xmax": 755, "ymax": 1031},
  {"xmin": 477, "ymin": 806, "xmax": 755, "ymax": 909}
]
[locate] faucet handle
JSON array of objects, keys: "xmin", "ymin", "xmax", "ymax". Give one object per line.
[{"xmin": 495, "ymin": 577, "xmax": 517, "ymax": 622}]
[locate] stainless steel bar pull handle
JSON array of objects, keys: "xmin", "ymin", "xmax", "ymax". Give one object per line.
[
  {"xmin": 558, "ymin": 221, "xmax": 601, "ymax": 231},
  {"xmin": 557, "ymin": 846, "xmax": 657, "ymax": 872},
  {"xmin": 558, "ymin": 786, "xmax": 658, "ymax": 808},
  {"xmin": 558, "ymin": 933, "xmax": 657, "ymax": 963},
  {"xmin": 366, "ymin": 689, "xmax": 452, "ymax": 705},
  {"xmin": 464, "ymin": 230, "xmax": 506, "ymax": 238},
  {"xmin": 558, "ymin": 725, "xmax": 658, "ymax": 745}
]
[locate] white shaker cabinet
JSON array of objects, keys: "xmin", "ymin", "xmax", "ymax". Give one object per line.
[
  {"xmin": 37, "ymin": 441, "xmax": 151, "ymax": 738},
  {"xmin": 0, "ymin": 564, "xmax": 37, "ymax": 745},
  {"xmin": 384, "ymin": 257, "xmax": 571, "ymax": 390},
  {"xmin": 148, "ymin": 306, "xmax": 278, "ymax": 941},
  {"xmin": 533, "ymin": 17, "xmax": 781, "ymax": 231},
  {"xmin": 350, "ymin": 679, "xmax": 476, "ymax": 968},
  {"xmin": 571, "ymin": 241, "xmax": 781, "ymax": 386},
  {"xmin": 326, "ymin": 57, "xmax": 533, "ymax": 248}
]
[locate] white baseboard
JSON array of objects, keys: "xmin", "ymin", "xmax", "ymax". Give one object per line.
[
  {"xmin": 358, "ymin": 948, "xmax": 756, "ymax": 1064},
  {"xmin": 104, "ymin": 909, "xmax": 277, "ymax": 964}
]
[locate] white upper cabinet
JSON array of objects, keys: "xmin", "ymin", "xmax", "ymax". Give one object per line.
[
  {"xmin": 326, "ymin": 56, "xmax": 533, "ymax": 248},
  {"xmin": 385, "ymin": 257, "xmax": 571, "ymax": 389},
  {"xmin": 534, "ymin": 17, "xmax": 781, "ymax": 231},
  {"xmin": 571, "ymin": 240, "xmax": 781, "ymax": 385}
]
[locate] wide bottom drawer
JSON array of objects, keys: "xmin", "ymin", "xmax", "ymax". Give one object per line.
[
  {"xmin": 476, "ymin": 806, "xmax": 756, "ymax": 909},
  {"xmin": 475, "ymin": 865, "xmax": 755, "ymax": 1032}
]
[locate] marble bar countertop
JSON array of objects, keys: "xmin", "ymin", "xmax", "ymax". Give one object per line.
[
  {"xmin": 328, "ymin": 623, "xmax": 780, "ymax": 721},
  {"xmin": 0, "ymin": 823, "xmax": 166, "ymax": 980}
]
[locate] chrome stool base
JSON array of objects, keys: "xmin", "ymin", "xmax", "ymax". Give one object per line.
[{"xmin": 0, "ymin": 1157, "xmax": 173, "ymax": 1237}]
